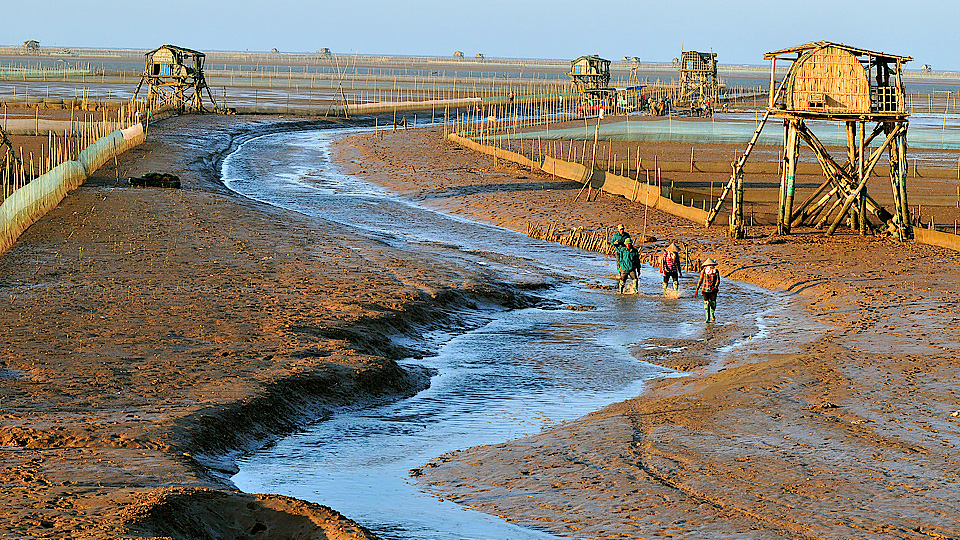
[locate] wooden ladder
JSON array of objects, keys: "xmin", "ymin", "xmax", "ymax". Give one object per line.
[{"xmin": 704, "ymin": 77, "xmax": 789, "ymax": 226}]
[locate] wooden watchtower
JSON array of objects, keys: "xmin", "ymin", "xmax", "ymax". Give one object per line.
[
  {"xmin": 676, "ymin": 50, "xmax": 718, "ymax": 106},
  {"xmin": 708, "ymin": 41, "xmax": 913, "ymax": 241},
  {"xmin": 568, "ymin": 55, "xmax": 611, "ymax": 94},
  {"xmin": 132, "ymin": 45, "xmax": 219, "ymax": 113}
]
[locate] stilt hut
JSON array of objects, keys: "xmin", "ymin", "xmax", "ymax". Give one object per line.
[
  {"xmin": 132, "ymin": 45, "xmax": 219, "ymax": 113},
  {"xmin": 568, "ymin": 55, "xmax": 611, "ymax": 94},
  {"xmin": 676, "ymin": 50, "xmax": 718, "ymax": 107},
  {"xmin": 708, "ymin": 41, "xmax": 913, "ymax": 240}
]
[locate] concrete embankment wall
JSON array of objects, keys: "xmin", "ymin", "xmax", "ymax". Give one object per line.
[
  {"xmin": 448, "ymin": 133, "xmax": 710, "ymax": 225},
  {"xmin": 0, "ymin": 123, "xmax": 145, "ymax": 255},
  {"xmin": 915, "ymin": 227, "xmax": 960, "ymax": 252}
]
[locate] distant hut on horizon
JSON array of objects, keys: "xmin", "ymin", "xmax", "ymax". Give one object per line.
[
  {"xmin": 132, "ymin": 45, "xmax": 219, "ymax": 113},
  {"xmin": 23, "ymin": 40, "xmax": 40, "ymax": 52}
]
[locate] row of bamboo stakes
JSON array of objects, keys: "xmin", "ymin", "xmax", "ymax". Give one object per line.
[
  {"xmin": 455, "ymin": 98, "xmax": 960, "ymax": 232},
  {"xmin": 450, "ymin": 98, "xmax": 722, "ymax": 216},
  {"xmin": 1, "ymin": 102, "xmax": 145, "ymax": 202},
  {"xmin": 525, "ymin": 221, "xmax": 705, "ymax": 273}
]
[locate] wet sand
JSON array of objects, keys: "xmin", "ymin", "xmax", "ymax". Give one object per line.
[
  {"xmin": 0, "ymin": 112, "xmax": 958, "ymax": 539},
  {"xmin": 0, "ymin": 114, "xmax": 542, "ymax": 539},
  {"xmin": 335, "ymin": 127, "xmax": 960, "ymax": 538}
]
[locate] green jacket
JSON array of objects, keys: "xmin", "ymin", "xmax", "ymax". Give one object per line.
[
  {"xmin": 610, "ymin": 231, "xmax": 631, "ymax": 254},
  {"xmin": 617, "ymin": 246, "xmax": 641, "ymax": 273}
]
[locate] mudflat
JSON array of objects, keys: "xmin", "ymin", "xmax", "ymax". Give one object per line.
[
  {"xmin": 0, "ymin": 115, "xmax": 542, "ymax": 539},
  {"xmin": 336, "ymin": 126, "xmax": 960, "ymax": 539},
  {"xmin": 1, "ymin": 112, "xmax": 958, "ymax": 539}
]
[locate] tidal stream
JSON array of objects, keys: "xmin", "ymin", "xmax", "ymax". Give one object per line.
[{"xmin": 222, "ymin": 127, "xmax": 791, "ymax": 539}]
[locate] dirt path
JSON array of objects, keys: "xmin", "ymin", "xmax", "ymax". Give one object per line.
[
  {"xmin": 335, "ymin": 126, "xmax": 960, "ymax": 539},
  {"xmin": 0, "ymin": 115, "xmax": 542, "ymax": 539}
]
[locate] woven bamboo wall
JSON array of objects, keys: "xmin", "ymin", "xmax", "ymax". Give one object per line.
[
  {"xmin": 786, "ymin": 46, "xmax": 870, "ymax": 115},
  {"xmin": 680, "ymin": 51, "xmax": 715, "ymax": 74}
]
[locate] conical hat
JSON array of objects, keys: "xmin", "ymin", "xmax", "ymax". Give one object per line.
[
  {"xmin": 666, "ymin": 243, "xmax": 679, "ymax": 253},
  {"xmin": 702, "ymin": 258, "xmax": 717, "ymax": 266}
]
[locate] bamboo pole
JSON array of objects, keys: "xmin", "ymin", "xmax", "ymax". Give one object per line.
[{"xmin": 827, "ymin": 125, "xmax": 903, "ymax": 235}]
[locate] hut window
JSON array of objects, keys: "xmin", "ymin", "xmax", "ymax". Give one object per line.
[
  {"xmin": 808, "ymin": 92, "xmax": 825, "ymax": 108},
  {"xmin": 872, "ymin": 87, "xmax": 898, "ymax": 112}
]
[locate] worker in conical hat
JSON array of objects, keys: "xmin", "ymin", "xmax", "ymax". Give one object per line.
[
  {"xmin": 695, "ymin": 258, "xmax": 720, "ymax": 323},
  {"xmin": 659, "ymin": 242, "xmax": 682, "ymax": 292}
]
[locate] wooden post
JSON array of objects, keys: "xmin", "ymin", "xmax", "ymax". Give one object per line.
[
  {"xmin": 897, "ymin": 125, "xmax": 912, "ymax": 238},
  {"xmin": 828, "ymin": 125, "xmax": 902, "ymax": 235},
  {"xmin": 887, "ymin": 121, "xmax": 904, "ymax": 238},
  {"xmin": 858, "ymin": 121, "xmax": 867, "ymax": 235},
  {"xmin": 591, "ymin": 115, "xmax": 600, "ymax": 170},
  {"xmin": 778, "ymin": 119, "xmax": 799, "ymax": 234},
  {"xmin": 730, "ymin": 164, "xmax": 744, "ymax": 239},
  {"xmin": 768, "ymin": 58, "xmax": 777, "ymax": 109}
]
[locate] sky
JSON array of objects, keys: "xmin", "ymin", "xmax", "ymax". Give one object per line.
[{"xmin": 5, "ymin": 0, "xmax": 959, "ymax": 70}]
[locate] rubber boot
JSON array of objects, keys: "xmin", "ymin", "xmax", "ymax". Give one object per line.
[
  {"xmin": 704, "ymin": 302, "xmax": 711, "ymax": 323},
  {"xmin": 633, "ymin": 278, "xmax": 639, "ymax": 294},
  {"xmin": 619, "ymin": 280, "xmax": 625, "ymax": 294},
  {"xmin": 674, "ymin": 280, "xmax": 680, "ymax": 291}
]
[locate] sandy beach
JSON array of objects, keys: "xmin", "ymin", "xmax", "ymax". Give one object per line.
[{"xmin": 0, "ymin": 111, "xmax": 958, "ymax": 539}]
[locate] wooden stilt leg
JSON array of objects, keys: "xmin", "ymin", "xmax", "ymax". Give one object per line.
[
  {"xmin": 781, "ymin": 119, "xmax": 799, "ymax": 234},
  {"xmin": 859, "ymin": 121, "xmax": 867, "ymax": 234},
  {"xmin": 730, "ymin": 167, "xmax": 744, "ymax": 238},
  {"xmin": 897, "ymin": 124, "xmax": 912, "ymax": 238},
  {"xmin": 777, "ymin": 121, "xmax": 789, "ymax": 233}
]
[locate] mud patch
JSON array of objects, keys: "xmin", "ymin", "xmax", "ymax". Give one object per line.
[{"xmin": 122, "ymin": 487, "xmax": 378, "ymax": 540}]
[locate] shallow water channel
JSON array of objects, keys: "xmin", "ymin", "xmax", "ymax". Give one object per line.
[{"xmin": 222, "ymin": 127, "xmax": 787, "ymax": 539}]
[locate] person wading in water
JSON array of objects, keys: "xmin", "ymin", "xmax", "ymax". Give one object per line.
[
  {"xmin": 617, "ymin": 237, "xmax": 641, "ymax": 294},
  {"xmin": 659, "ymin": 243, "xmax": 682, "ymax": 293},
  {"xmin": 610, "ymin": 224, "xmax": 630, "ymax": 271},
  {"xmin": 610, "ymin": 224, "xmax": 631, "ymax": 255},
  {"xmin": 695, "ymin": 258, "xmax": 720, "ymax": 323}
]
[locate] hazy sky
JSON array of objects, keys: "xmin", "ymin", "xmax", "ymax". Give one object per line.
[{"xmin": 7, "ymin": 0, "xmax": 959, "ymax": 69}]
